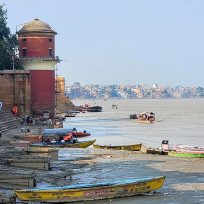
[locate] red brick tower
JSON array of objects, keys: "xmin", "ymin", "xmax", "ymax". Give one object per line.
[{"xmin": 17, "ymin": 19, "xmax": 59, "ymax": 117}]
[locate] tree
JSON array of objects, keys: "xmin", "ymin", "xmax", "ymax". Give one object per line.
[{"xmin": 0, "ymin": 4, "xmax": 21, "ymax": 70}]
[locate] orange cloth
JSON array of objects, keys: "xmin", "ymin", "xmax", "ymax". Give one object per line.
[
  {"xmin": 12, "ymin": 105, "xmax": 18, "ymax": 115},
  {"xmin": 64, "ymin": 133, "xmax": 73, "ymax": 141}
]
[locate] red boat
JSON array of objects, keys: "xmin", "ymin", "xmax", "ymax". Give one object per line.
[{"xmin": 75, "ymin": 132, "xmax": 91, "ymax": 138}]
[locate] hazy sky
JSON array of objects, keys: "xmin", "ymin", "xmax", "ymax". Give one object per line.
[{"xmin": 2, "ymin": 0, "xmax": 204, "ymax": 86}]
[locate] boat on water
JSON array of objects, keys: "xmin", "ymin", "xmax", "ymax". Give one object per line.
[
  {"xmin": 86, "ymin": 106, "xmax": 103, "ymax": 112},
  {"xmin": 15, "ymin": 176, "xmax": 165, "ymax": 203},
  {"xmin": 93, "ymin": 143, "xmax": 142, "ymax": 151},
  {"xmin": 75, "ymin": 132, "xmax": 91, "ymax": 137},
  {"xmin": 136, "ymin": 112, "xmax": 155, "ymax": 123},
  {"xmin": 42, "ymin": 128, "xmax": 74, "ymax": 136},
  {"xmin": 112, "ymin": 104, "xmax": 118, "ymax": 109},
  {"xmin": 42, "ymin": 128, "xmax": 90, "ymax": 138},
  {"xmin": 65, "ymin": 111, "xmax": 80, "ymax": 117},
  {"xmin": 168, "ymin": 145, "xmax": 204, "ymax": 158},
  {"xmin": 129, "ymin": 114, "xmax": 138, "ymax": 119},
  {"xmin": 30, "ymin": 139, "xmax": 96, "ymax": 148}
]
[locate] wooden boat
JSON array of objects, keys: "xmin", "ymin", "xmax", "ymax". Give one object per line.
[
  {"xmin": 129, "ymin": 114, "xmax": 138, "ymax": 119},
  {"xmin": 175, "ymin": 145, "xmax": 204, "ymax": 153},
  {"xmin": 136, "ymin": 112, "xmax": 155, "ymax": 123},
  {"xmin": 65, "ymin": 111, "xmax": 80, "ymax": 117},
  {"xmin": 75, "ymin": 132, "xmax": 91, "ymax": 137},
  {"xmin": 169, "ymin": 145, "xmax": 204, "ymax": 158},
  {"xmin": 42, "ymin": 128, "xmax": 74, "ymax": 136},
  {"xmin": 30, "ymin": 139, "xmax": 96, "ymax": 148},
  {"xmin": 42, "ymin": 128, "xmax": 90, "ymax": 138},
  {"xmin": 93, "ymin": 143, "xmax": 142, "ymax": 151},
  {"xmin": 136, "ymin": 119, "xmax": 154, "ymax": 124},
  {"xmin": 15, "ymin": 176, "xmax": 165, "ymax": 203},
  {"xmin": 168, "ymin": 151, "xmax": 204, "ymax": 158},
  {"xmin": 86, "ymin": 106, "xmax": 103, "ymax": 112}
]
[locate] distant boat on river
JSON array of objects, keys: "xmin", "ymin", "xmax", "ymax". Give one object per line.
[{"xmin": 86, "ymin": 106, "xmax": 103, "ymax": 112}]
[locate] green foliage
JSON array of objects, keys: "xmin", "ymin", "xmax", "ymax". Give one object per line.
[{"xmin": 0, "ymin": 4, "xmax": 22, "ymax": 70}]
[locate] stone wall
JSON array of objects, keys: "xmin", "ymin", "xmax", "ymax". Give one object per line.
[
  {"xmin": 56, "ymin": 76, "xmax": 75, "ymax": 114},
  {"xmin": 0, "ymin": 70, "xmax": 31, "ymax": 115}
]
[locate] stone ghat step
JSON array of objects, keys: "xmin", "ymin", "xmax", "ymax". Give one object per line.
[
  {"xmin": 0, "ymin": 189, "xmax": 16, "ymax": 203},
  {"xmin": 0, "ymin": 109, "xmax": 21, "ymax": 133},
  {"xmin": 5, "ymin": 155, "xmax": 51, "ymax": 163},
  {"xmin": 0, "ymin": 120, "xmax": 19, "ymax": 126},
  {"xmin": 0, "ymin": 124, "xmax": 19, "ymax": 133},
  {"xmin": 24, "ymin": 146, "xmax": 58, "ymax": 153},
  {"xmin": 6, "ymin": 161, "xmax": 51, "ymax": 171},
  {"xmin": 0, "ymin": 174, "xmax": 35, "ymax": 180},
  {"xmin": 0, "ymin": 177, "xmax": 36, "ymax": 186},
  {"xmin": 5, "ymin": 156, "xmax": 51, "ymax": 171},
  {"xmin": 0, "ymin": 196, "xmax": 16, "ymax": 204}
]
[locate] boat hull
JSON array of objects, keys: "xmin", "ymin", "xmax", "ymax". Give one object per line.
[
  {"xmin": 15, "ymin": 176, "xmax": 165, "ymax": 203},
  {"xmin": 168, "ymin": 151, "xmax": 204, "ymax": 158},
  {"xmin": 93, "ymin": 144, "xmax": 142, "ymax": 151},
  {"xmin": 30, "ymin": 140, "xmax": 96, "ymax": 148},
  {"xmin": 75, "ymin": 132, "xmax": 91, "ymax": 137},
  {"xmin": 136, "ymin": 120, "xmax": 154, "ymax": 124},
  {"xmin": 86, "ymin": 106, "xmax": 103, "ymax": 112}
]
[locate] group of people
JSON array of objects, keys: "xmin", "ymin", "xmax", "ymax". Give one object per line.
[
  {"xmin": 138, "ymin": 112, "xmax": 155, "ymax": 122},
  {"xmin": 20, "ymin": 115, "xmax": 34, "ymax": 125},
  {"xmin": 46, "ymin": 128, "xmax": 78, "ymax": 144}
]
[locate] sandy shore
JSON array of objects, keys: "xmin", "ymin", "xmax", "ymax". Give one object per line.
[{"xmin": 0, "ymin": 125, "xmax": 204, "ymax": 204}]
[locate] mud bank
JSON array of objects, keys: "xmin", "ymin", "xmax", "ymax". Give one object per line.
[{"xmin": 0, "ymin": 126, "xmax": 204, "ymax": 204}]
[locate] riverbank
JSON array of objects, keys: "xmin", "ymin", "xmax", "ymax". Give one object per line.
[{"xmin": 0, "ymin": 125, "xmax": 204, "ymax": 203}]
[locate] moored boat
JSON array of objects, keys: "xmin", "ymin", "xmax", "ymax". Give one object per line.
[
  {"xmin": 93, "ymin": 143, "xmax": 142, "ymax": 151},
  {"xmin": 75, "ymin": 132, "xmax": 91, "ymax": 137},
  {"xmin": 30, "ymin": 139, "xmax": 96, "ymax": 148},
  {"xmin": 175, "ymin": 145, "xmax": 204, "ymax": 153},
  {"xmin": 65, "ymin": 111, "xmax": 80, "ymax": 117},
  {"xmin": 42, "ymin": 128, "xmax": 74, "ymax": 136},
  {"xmin": 86, "ymin": 106, "xmax": 103, "ymax": 112},
  {"xmin": 15, "ymin": 176, "xmax": 165, "ymax": 203},
  {"xmin": 42, "ymin": 128, "xmax": 90, "ymax": 138},
  {"xmin": 168, "ymin": 145, "xmax": 204, "ymax": 158},
  {"xmin": 168, "ymin": 151, "xmax": 204, "ymax": 158}
]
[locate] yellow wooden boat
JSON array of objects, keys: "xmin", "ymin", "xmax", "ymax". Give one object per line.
[
  {"xmin": 30, "ymin": 139, "xmax": 96, "ymax": 148},
  {"xmin": 15, "ymin": 176, "xmax": 165, "ymax": 203},
  {"xmin": 93, "ymin": 143, "xmax": 142, "ymax": 151}
]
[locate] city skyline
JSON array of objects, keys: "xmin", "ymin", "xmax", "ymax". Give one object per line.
[
  {"xmin": 66, "ymin": 82, "xmax": 204, "ymax": 99},
  {"xmin": 3, "ymin": 0, "xmax": 204, "ymax": 86}
]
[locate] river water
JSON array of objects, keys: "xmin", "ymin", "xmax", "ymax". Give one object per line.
[
  {"xmin": 60, "ymin": 99, "xmax": 204, "ymax": 204},
  {"xmin": 64, "ymin": 99, "xmax": 204, "ymax": 148}
]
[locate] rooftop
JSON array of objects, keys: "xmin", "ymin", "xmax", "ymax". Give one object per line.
[{"xmin": 18, "ymin": 19, "xmax": 57, "ymax": 35}]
